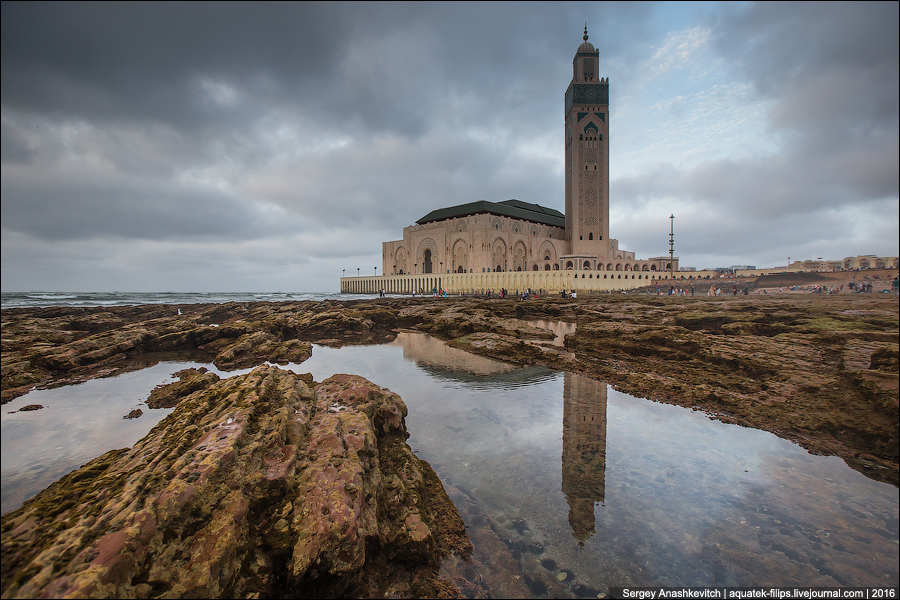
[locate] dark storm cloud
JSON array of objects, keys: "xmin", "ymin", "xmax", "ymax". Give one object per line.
[
  {"xmin": 1, "ymin": 173, "xmax": 297, "ymax": 242},
  {"xmin": 2, "ymin": 2, "xmax": 896, "ymax": 292},
  {"xmin": 1, "ymin": 2, "xmax": 655, "ymax": 135},
  {"xmin": 1, "ymin": 2, "xmax": 349, "ymax": 127},
  {"xmin": 0, "ymin": 1, "xmax": 651, "ymax": 253}
]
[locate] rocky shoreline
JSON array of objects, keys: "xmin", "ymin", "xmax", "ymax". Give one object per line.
[
  {"xmin": 1, "ymin": 367, "xmax": 471, "ymax": 598},
  {"xmin": 2, "ymin": 291, "xmax": 898, "ymax": 597}
]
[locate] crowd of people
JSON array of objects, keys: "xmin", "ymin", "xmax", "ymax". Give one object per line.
[{"xmin": 380, "ymin": 274, "xmax": 899, "ymax": 298}]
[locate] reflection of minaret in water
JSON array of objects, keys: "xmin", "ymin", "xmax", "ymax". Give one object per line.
[{"xmin": 561, "ymin": 372, "xmax": 608, "ymax": 543}]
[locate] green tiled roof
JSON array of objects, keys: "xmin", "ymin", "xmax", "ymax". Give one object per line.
[{"xmin": 416, "ymin": 199, "xmax": 565, "ymax": 228}]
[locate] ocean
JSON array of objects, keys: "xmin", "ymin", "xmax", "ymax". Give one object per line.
[{"xmin": 1, "ymin": 291, "xmax": 385, "ymax": 309}]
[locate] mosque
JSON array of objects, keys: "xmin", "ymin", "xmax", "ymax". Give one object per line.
[{"xmin": 342, "ymin": 28, "xmax": 677, "ymax": 294}]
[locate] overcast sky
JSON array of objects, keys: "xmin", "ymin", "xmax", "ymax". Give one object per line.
[{"xmin": 2, "ymin": 2, "xmax": 897, "ymax": 292}]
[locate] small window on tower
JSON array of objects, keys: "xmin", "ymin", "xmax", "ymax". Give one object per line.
[{"xmin": 589, "ymin": 233, "xmax": 593, "ymax": 240}]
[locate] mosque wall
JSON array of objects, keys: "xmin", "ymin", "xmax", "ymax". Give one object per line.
[
  {"xmin": 341, "ymin": 269, "xmax": 685, "ymax": 294},
  {"xmin": 383, "ymin": 213, "xmax": 569, "ymax": 276}
]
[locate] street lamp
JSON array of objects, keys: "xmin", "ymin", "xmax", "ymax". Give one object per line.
[
  {"xmin": 374, "ymin": 267, "xmax": 377, "ymax": 276},
  {"xmin": 357, "ymin": 268, "xmax": 360, "ymax": 278}
]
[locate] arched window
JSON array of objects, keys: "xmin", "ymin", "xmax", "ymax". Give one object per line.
[
  {"xmin": 589, "ymin": 232, "xmax": 593, "ymax": 240},
  {"xmin": 424, "ymin": 249, "xmax": 433, "ymax": 274},
  {"xmin": 544, "ymin": 264, "xmax": 551, "ymax": 271}
]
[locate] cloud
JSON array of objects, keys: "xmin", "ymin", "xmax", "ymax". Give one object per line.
[{"xmin": 1, "ymin": 3, "xmax": 896, "ymax": 292}]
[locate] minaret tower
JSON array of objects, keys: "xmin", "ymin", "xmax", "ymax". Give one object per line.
[{"xmin": 564, "ymin": 26, "xmax": 610, "ymax": 264}]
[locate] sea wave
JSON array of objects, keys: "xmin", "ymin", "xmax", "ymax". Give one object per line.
[{"xmin": 1, "ymin": 291, "xmax": 389, "ymax": 308}]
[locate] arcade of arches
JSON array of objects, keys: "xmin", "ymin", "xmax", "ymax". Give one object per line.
[{"xmin": 345, "ymin": 28, "xmax": 680, "ymax": 294}]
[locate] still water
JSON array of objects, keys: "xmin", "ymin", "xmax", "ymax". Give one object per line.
[{"xmin": 2, "ymin": 331, "xmax": 897, "ymax": 594}]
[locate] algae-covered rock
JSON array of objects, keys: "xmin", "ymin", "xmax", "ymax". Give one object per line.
[
  {"xmin": 145, "ymin": 367, "xmax": 220, "ymax": 409},
  {"xmin": 0, "ymin": 366, "xmax": 470, "ymax": 599},
  {"xmin": 2, "ymin": 293, "xmax": 897, "ymax": 487}
]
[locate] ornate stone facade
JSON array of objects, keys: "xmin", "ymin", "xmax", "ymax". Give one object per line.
[{"xmin": 369, "ymin": 28, "xmax": 678, "ymax": 292}]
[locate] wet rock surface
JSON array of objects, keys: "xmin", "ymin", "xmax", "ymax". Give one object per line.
[
  {"xmin": 145, "ymin": 367, "xmax": 219, "ymax": 409},
  {"xmin": 448, "ymin": 294, "xmax": 899, "ymax": 485},
  {"xmin": 1, "ymin": 301, "xmax": 378, "ymax": 404},
  {"xmin": 1, "ymin": 367, "xmax": 470, "ymax": 598},
  {"xmin": 2, "ymin": 291, "xmax": 898, "ymax": 487}
]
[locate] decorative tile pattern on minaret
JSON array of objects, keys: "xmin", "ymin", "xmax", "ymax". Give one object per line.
[{"xmin": 564, "ymin": 26, "xmax": 610, "ymax": 260}]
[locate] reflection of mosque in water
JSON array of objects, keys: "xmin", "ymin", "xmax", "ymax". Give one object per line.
[
  {"xmin": 390, "ymin": 331, "xmax": 558, "ymax": 389},
  {"xmin": 561, "ymin": 372, "xmax": 607, "ymax": 542}
]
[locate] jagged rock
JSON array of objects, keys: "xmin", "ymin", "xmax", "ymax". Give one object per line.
[
  {"xmin": 2, "ymin": 294, "xmax": 897, "ymax": 484},
  {"xmin": 209, "ymin": 332, "xmax": 312, "ymax": 369},
  {"xmin": 17, "ymin": 404, "xmax": 43, "ymax": 412},
  {"xmin": 122, "ymin": 409, "xmax": 143, "ymax": 419},
  {"xmin": 0, "ymin": 366, "xmax": 470, "ymax": 599},
  {"xmin": 146, "ymin": 368, "xmax": 220, "ymax": 409},
  {"xmin": 1, "ymin": 302, "xmax": 398, "ymax": 404}
]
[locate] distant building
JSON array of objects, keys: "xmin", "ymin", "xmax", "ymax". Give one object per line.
[
  {"xmin": 841, "ymin": 255, "xmax": 898, "ymax": 270},
  {"xmin": 786, "ymin": 255, "xmax": 898, "ymax": 271}
]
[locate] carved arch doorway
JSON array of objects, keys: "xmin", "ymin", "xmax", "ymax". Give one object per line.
[{"xmin": 424, "ymin": 249, "xmax": 433, "ymax": 274}]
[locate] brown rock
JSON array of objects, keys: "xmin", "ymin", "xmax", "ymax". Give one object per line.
[
  {"xmin": 146, "ymin": 367, "xmax": 219, "ymax": 409},
  {"xmin": 1, "ymin": 366, "xmax": 469, "ymax": 599},
  {"xmin": 122, "ymin": 408, "xmax": 143, "ymax": 419},
  {"xmin": 2, "ymin": 293, "xmax": 896, "ymax": 484}
]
